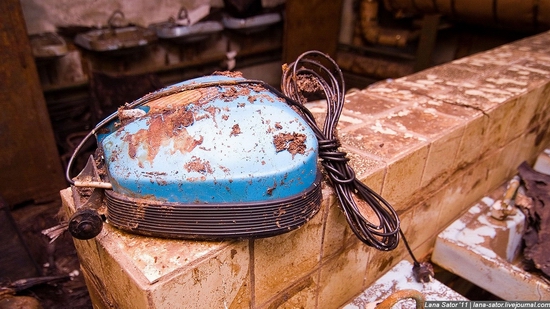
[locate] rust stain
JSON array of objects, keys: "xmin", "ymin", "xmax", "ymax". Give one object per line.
[
  {"xmin": 229, "ymin": 281, "xmax": 251, "ymax": 309},
  {"xmin": 248, "ymin": 93, "xmax": 275, "ymax": 104},
  {"xmin": 191, "ymin": 267, "xmax": 202, "ymax": 286},
  {"xmin": 249, "ymin": 83, "xmax": 267, "ymax": 94},
  {"xmin": 218, "ymin": 165, "xmax": 231, "ymax": 175},
  {"xmin": 184, "ymin": 156, "xmax": 213, "ymax": 175},
  {"xmin": 273, "ymin": 132, "xmax": 307, "ymax": 157},
  {"xmin": 114, "ymin": 80, "xmax": 293, "ymax": 170},
  {"xmin": 221, "ymin": 86, "xmax": 250, "ymax": 102},
  {"xmin": 212, "ymin": 71, "xmax": 243, "ymax": 78},
  {"xmin": 142, "ymin": 171, "xmax": 168, "ymax": 186},
  {"xmin": 144, "ymin": 87, "xmax": 222, "ymax": 114},
  {"xmin": 230, "ymin": 124, "xmax": 241, "ymax": 137},
  {"xmin": 115, "ymin": 89, "xmax": 221, "ymax": 165},
  {"xmin": 133, "ymin": 201, "xmax": 148, "ymax": 222},
  {"xmin": 377, "ymin": 255, "xmax": 394, "ymax": 273},
  {"xmin": 123, "ymin": 107, "xmax": 203, "ymax": 164},
  {"xmin": 266, "ymin": 276, "xmax": 314, "ymax": 309}
]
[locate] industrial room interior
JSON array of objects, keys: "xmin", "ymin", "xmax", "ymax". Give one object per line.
[{"xmin": 1, "ymin": 0, "xmax": 550, "ymax": 308}]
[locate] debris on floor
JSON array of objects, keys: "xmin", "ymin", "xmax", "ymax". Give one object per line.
[
  {"xmin": 3, "ymin": 199, "xmax": 91, "ymax": 309},
  {"xmin": 518, "ymin": 162, "xmax": 550, "ymax": 279}
]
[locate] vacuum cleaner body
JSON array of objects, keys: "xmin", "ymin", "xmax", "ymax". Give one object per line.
[{"xmin": 74, "ymin": 74, "xmax": 322, "ymax": 240}]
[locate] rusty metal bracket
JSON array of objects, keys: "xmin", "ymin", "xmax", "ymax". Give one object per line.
[{"xmin": 69, "ymin": 155, "xmax": 106, "ymax": 240}]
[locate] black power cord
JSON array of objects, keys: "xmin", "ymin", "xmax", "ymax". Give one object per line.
[
  {"xmin": 281, "ymin": 50, "xmax": 401, "ymax": 250},
  {"xmin": 280, "ymin": 50, "xmax": 432, "ymax": 281}
]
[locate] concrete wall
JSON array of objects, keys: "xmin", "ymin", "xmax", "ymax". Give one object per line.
[{"xmin": 61, "ymin": 31, "xmax": 550, "ymax": 308}]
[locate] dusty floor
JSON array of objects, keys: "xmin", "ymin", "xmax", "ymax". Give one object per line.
[{"xmin": 8, "ymin": 199, "xmax": 92, "ymax": 309}]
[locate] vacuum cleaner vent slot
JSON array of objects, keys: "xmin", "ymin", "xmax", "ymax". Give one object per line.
[{"xmin": 105, "ymin": 173, "xmax": 322, "ymax": 239}]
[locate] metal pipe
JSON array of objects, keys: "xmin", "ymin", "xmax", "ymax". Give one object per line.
[
  {"xmin": 73, "ymin": 180, "xmax": 113, "ymax": 189},
  {"xmin": 490, "ymin": 175, "xmax": 520, "ymax": 220},
  {"xmin": 360, "ymin": 0, "xmax": 420, "ymax": 48},
  {"xmin": 383, "ymin": 0, "xmax": 550, "ymax": 31},
  {"xmin": 375, "ymin": 289, "xmax": 426, "ymax": 309},
  {"xmin": 337, "ymin": 50, "xmax": 414, "ymax": 78}
]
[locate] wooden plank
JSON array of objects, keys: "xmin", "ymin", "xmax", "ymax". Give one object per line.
[{"xmin": 0, "ymin": 0, "xmax": 65, "ymax": 205}]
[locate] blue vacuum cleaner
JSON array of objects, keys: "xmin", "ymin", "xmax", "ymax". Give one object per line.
[{"xmin": 98, "ymin": 73, "xmax": 321, "ymax": 239}]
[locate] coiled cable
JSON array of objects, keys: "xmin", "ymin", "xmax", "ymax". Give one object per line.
[
  {"xmin": 280, "ymin": 50, "xmax": 401, "ymax": 251},
  {"xmin": 279, "ymin": 51, "xmax": 433, "ymax": 281}
]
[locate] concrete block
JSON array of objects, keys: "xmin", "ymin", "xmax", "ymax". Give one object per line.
[
  {"xmin": 317, "ymin": 240, "xmax": 371, "ymax": 309},
  {"xmin": 149, "ymin": 242, "xmax": 251, "ymax": 309},
  {"xmin": 321, "ymin": 197, "xmax": 350, "ymax": 261},
  {"xmin": 363, "ymin": 243, "xmax": 406, "ymax": 287},
  {"xmin": 405, "ymin": 196, "xmax": 444, "ymax": 250},
  {"xmin": 432, "ymin": 190, "xmax": 550, "ymax": 300},
  {"xmin": 455, "ymin": 114, "xmax": 488, "ymax": 168},
  {"xmin": 253, "ymin": 212, "xmax": 324, "ymax": 306},
  {"xmin": 421, "ymin": 125, "xmax": 464, "ymax": 188},
  {"xmin": 339, "ymin": 118, "xmax": 428, "ymax": 162},
  {"xmin": 258, "ymin": 273, "xmax": 319, "ymax": 309},
  {"xmin": 343, "ymin": 91, "xmax": 405, "ymax": 119},
  {"xmin": 61, "ymin": 188, "xmax": 250, "ymax": 309},
  {"xmin": 481, "ymin": 97, "xmax": 520, "ymax": 154},
  {"xmin": 382, "ymin": 144, "xmax": 429, "ymax": 209}
]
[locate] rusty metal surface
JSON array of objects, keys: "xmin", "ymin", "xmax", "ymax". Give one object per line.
[
  {"xmin": 518, "ymin": 162, "xmax": 550, "ymax": 279},
  {"xmin": 29, "ymin": 32, "xmax": 68, "ymax": 59},
  {"xmin": 283, "ymin": 0, "xmax": 343, "ymax": 63},
  {"xmin": 153, "ymin": 20, "xmax": 223, "ymax": 43},
  {"xmin": 432, "ymin": 182, "xmax": 550, "ymax": 300},
  {"xmin": 376, "ymin": 289, "xmax": 425, "ymax": 309},
  {"xmin": 383, "ymin": 0, "xmax": 550, "ymax": 31}
]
